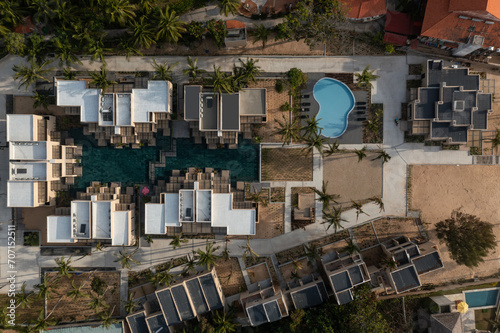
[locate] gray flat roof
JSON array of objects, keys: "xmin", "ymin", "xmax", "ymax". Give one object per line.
[
  {"xmin": 264, "ymin": 300, "xmax": 282, "ymax": 322},
  {"xmin": 291, "ymin": 284, "xmax": 324, "ymax": 309},
  {"xmin": 221, "ymin": 94, "xmax": 240, "ymax": 131},
  {"xmin": 336, "ymin": 290, "xmax": 353, "ymax": 305},
  {"xmin": 126, "ymin": 311, "xmax": 148, "ymax": 333},
  {"xmin": 247, "ymin": 303, "xmax": 267, "ymax": 326},
  {"xmin": 146, "ymin": 313, "xmax": 169, "ymax": 333},
  {"xmin": 184, "ymin": 86, "xmax": 202, "ymax": 121},
  {"xmin": 330, "ymin": 271, "xmax": 352, "ymax": 293},
  {"xmin": 185, "ymin": 278, "xmax": 209, "ymax": 315},
  {"xmin": 415, "ymin": 88, "xmax": 439, "ymax": 119},
  {"xmin": 199, "ymin": 274, "xmax": 223, "ymax": 310},
  {"xmin": 392, "ymin": 265, "xmax": 420, "ymax": 293},
  {"xmin": 427, "ymin": 61, "xmax": 479, "ymax": 90},
  {"xmin": 347, "ymin": 266, "xmax": 363, "ymax": 285},
  {"xmin": 171, "ymin": 285, "xmax": 195, "ymax": 321},
  {"xmin": 239, "ymin": 89, "xmax": 266, "ymax": 116},
  {"xmin": 431, "ymin": 122, "xmax": 468, "ymax": 143},
  {"xmin": 413, "ymin": 252, "xmax": 443, "ymax": 275},
  {"xmin": 200, "ymin": 94, "xmax": 218, "ymax": 131},
  {"xmin": 156, "ymin": 289, "xmax": 181, "ymax": 325}
]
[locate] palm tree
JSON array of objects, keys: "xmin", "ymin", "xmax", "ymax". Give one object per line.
[
  {"xmin": 145, "ymin": 235, "xmax": 154, "ymax": 244},
  {"xmin": 89, "ymin": 294, "xmax": 109, "ymax": 312},
  {"xmin": 170, "ymin": 232, "xmax": 188, "ymax": 249},
  {"xmin": 195, "ymin": 242, "xmax": 220, "ymax": 270},
  {"xmin": 324, "ymin": 141, "xmax": 340, "ymax": 156},
  {"xmin": 87, "ymin": 37, "xmax": 110, "ymax": 64},
  {"xmin": 183, "ymin": 56, "xmax": 205, "ymax": 82},
  {"xmin": 292, "ymin": 259, "xmax": 303, "ymax": 273},
  {"xmin": 30, "ymin": 0, "xmax": 56, "ymax": 26},
  {"xmin": 322, "ymin": 207, "xmax": 347, "ymax": 233},
  {"xmin": 303, "ymin": 134, "xmax": 327, "ymax": 156},
  {"xmin": 218, "ymin": 0, "xmax": 240, "ymax": 16},
  {"xmin": 237, "ymin": 57, "xmax": 262, "ymax": 84},
  {"xmin": 312, "ymin": 181, "xmax": 338, "ymax": 211},
  {"xmin": 488, "ymin": 129, "xmax": 500, "ymax": 153},
  {"xmin": 34, "ymin": 275, "xmax": 57, "ymax": 300},
  {"xmin": 118, "ymin": 37, "xmax": 143, "ymax": 61},
  {"xmin": 114, "ymin": 246, "xmax": 140, "ymax": 269},
  {"xmin": 370, "ymin": 196, "xmax": 384, "ymax": 212},
  {"xmin": 106, "ymin": 0, "xmax": 136, "ymax": 25},
  {"xmin": 251, "ymin": 24, "xmax": 269, "ymax": 49},
  {"xmin": 15, "ymin": 282, "xmax": 34, "ymax": 309},
  {"xmin": 88, "ymin": 65, "xmax": 117, "ymax": 91},
  {"xmin": 355, "ymin": 65, "xmax": 379, "ymax": 89},
  {"xmin": 342, "ymin": 238, "xmax": 360, "ymax": 255},
  {"xmin": 99, "ymin": 307, "xmax": 117, "ymax": 329},
  {"xmin": 354, "ymin": 146, "xmax": 367, "ymax": 162},
  {"xmin": 246, "ymin": 188, "xmax": 269, "ymax": 207},
  {"xmin": 351, "ymin": 200, "xmax": 369, "ymax": 221},
  {"xmin": 55, "ymin": 256, "xmax": 74, "ymax": 279},
  {"xmin": 304, "ymin": 243, "xmax": 320, "ymax": 265},
  {"xmin": 372, "ymin": 150, "xmax": 391, "ymax": 164},
  {"xmin": 151, "ymin": 58, "xmax": 178, "ymax": 81},
  {"xmin": 30, "ymin": 309, "xmax": 57, "ymax": 333},
  {"xmin": 13, "ymin": 59, "xmax": 54, "ymax": 91},
  {"xmin": 150, "ymin": 268, "xmax": 177, "ymax": 287},
  {"xmin": 54, "ymin": 0, "xmax": 76, "ymax": 29},
  {"xmin": 209, "ymin": 65, "xmax": 234, "ymax": 95},
  {"xmin": 63, "ymin": 67, "xmax": 79, "ymax": 80},
  {"xmin": 130, "ymin": 16, "xmax": 156, "ymax": 49},
  {"xmin": 275, "ymin": 115, "xmax": 300, "ymax": 146},
  {"xmin": 1, "ymin": 0, "xmax": 24, "ymax": 26},
  {"xmin": 241, "ymin": 238, "xmax": 259, "ymax": 263},
  {"xmin": 52, "ymin": 36, "xmax": 81, "ymax": 67},
  {"xmin": 290, "ymin": 270, "xmax": 301, "ymax": 283},
  {"xmin": 213, "ymin": 309, "xmax": 238, "ymax": 333},
  {"xmin": 221, "ymin": 241, "xmax": 230, "ymax": 261},
  {"xmin": 381, "ymin": 257, "xmax": 397, "ymax": 271},
  {"xmin": 156, "ymin": 6, "xmax": 186, "ymax": 43},
  {"xmin": 94, "ymin": 242, "xmax": 105, "ymax": 252},
  {"xmin": 67, "ymin": 280, "xmax": 87, "ymax": 301},
  {"xmin": 302, "ymin": 115, "xmax": 323, "ymax": 139},
  {"xmin": 123, "ymin": 292, "xmax": 139, "ymax": 314},
  {"xmin": 183, "ymin": 256, "xmax": 197, "ymax": 275},
  {"xmin": 33, "ymin": 90, "xmax": 51, "ymax": 110}
]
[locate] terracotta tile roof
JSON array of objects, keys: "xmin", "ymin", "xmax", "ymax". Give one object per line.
[
  {"xmin": 449, "ymin": 0, "xmax": 500, "ymax": 20},
  {"xmin": 226, "ymin": 20, "xmax": 246, "ymax": 29},
  {"xmin": 342, "ymin": 0, "xmax": 386, "ymax": 19},
  {"xmin": 385, "ymin": 10, "xmax": 421, "ymax": 36},
  {"xmin": 421, "ymin": 0, "xmax": 500, "ymax": 49},
  {"xmin": 384, "ymin": 32, "xmax": 408, "ymax": 45},
  {"xmin": 13, "ymin": 16, "xmax": 34, "ymax": 34}
]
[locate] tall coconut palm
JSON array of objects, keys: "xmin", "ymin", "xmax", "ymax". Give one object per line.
[
  {"xmin": 183, "ymin": 256, "xmax": 197, "ymax": 275},
  {"xmin": 29, "ymin": 309, "xmax": 57, "ymax": 333},
  {"xmin": 209, "ymin": 65, "xmax": 234, "ymax": 95},
  {"xmin": 218, "ymin": 0, "xmax": 239, "ymax": 16},
  {"xmin": 169, "ymin": 233, "xmax": 188, "ymax": 249},
  {"xmin": 99, "ymin": 306, "xmax": 117, "ymax": 329},
  {"xmin": 1, "ymin": 0, "xmax": 25, "ymax": 26},
  {"xmin": 123, "ymin": 292, "xmax": 139, "ymax": 314},
  {"xmin": 246, "ymin": 188, "xmax": 269, "ymax": 207},
  {"xmin": 52, "ymin": 36, "xmax": 81, "ymax": 67},
  {"xmin": 130, "ymin": 16, "xmax": 156, "ymax": 49},
  {"xmin": 183, "ymin": 56, "xmax": 205, "ymax": 82},
  {"xmin": 94, "ymin": 242, "xmax": 106, "ymax": 252},
  {"xmin": 351, "ymin": 200, "xmax": 369, "ymax": 221},
  {"xmin": 30, "ymin": 0, "xmax": 56, "ymax": 26},
  {"xmin": 304, "ymin": 243, "xmax": 320, "ymax": 265},
  {"xmin": 114, "ymin": 246, "xmax": 140, "ymax": 269},
  {"xmin": 237, "ymin": 57, "xmax": 261, "ymax": 84},
  {"xmin": 89, "ymin": 294, "xmax": 109, "ymax": 312},
  {"xmin": 55, "ymin": 256, "xmax": 74, "ymax": 279},
  {"xmin": 312, "ymin": 181, "xmax": 338, "ymax": 211},
  {"xmin": 13, "ymin": 59, "xmax": 54, "ymax": 91},
  {"xmin": 106, "ymin": 0, "xmax": 136, "ymax": 25},
  {"xmin": 370, "ymin": 196, "xmax": 384, "ymax": 212},
  {"xmin": 354, "ymin": 146, "xmax": 367, "ymax": 162},
  {"xmin": 355, "ymin": 65, "xmax": 379, "ymax": 89},
  {"xmin": 34, "ymin": 275, "xmax": 57, "ymax": 300},
  {"xmin": 275, "ymin": 115, "xmax": 300, "ymax": 146},
  {"xmin": 151, "ymin": 58, "xmax": 178, "ymax": 81},
  {"xmin": 372, "ymin": 150, "xmax": 391, "ymax": 164},
  {"xmin": 87, "ymin": 36, "xmax": 110, "ymax": 64},
  {"xmin": 118, "ymin": 37, "xmax": 143, "ymax": 61},
  {"xmin": 150, "ymin": 268, "xmax": 177, "ymax": 287},
  {"xmin": 195, "ymin": 242, "xmax": 220, "ymax": 270},
  {"xmin": 54, "ymin": 0, "xmax": 76, "ymax": 29},
  {"xmin": 16, "ymin": 282, "xmax": 34, "ymax": 309},
  {"xmin": 324, "ymin": 141, "xmax": 340, "ymax": 156},
  {"xmin": 322, "ymin": 207, "xmax": 347, "ymax": 233},
  {"xmin": 88, "ymin": 65, "xmax": 117, "ymax": 91},
  {"xmin": 156, "ymin": 6, "xmax": 186, "ymax": 43},
  {"xmin": 241, "ymin": 238, "xmax": 259, "ymax": 263},
  {"xmin": 303, "ymin": 133, "xmax": 326, "ymax": 156},
  {"xmin": 302, "ymin": 115, "xmax": 323, "ymax": 139},
  {"xmin": 488, "ymin": 129, "xmax": 500, "ymax": 152},
  {"xmin": 342, "ymin": 238, "xmax": 360, "ymax": 255},
  {"xmin": 213, "ymin": 310, "xmax": 238, "ymax": 333},
  {"xmin": 251, "ymin": 24, "xmax": 269, "ymax": 49},
  {"xmin": 67, "ymin": 280, "xmax": 87, "ymax": 301},
  {"xmin": 33, "ymin": 90, "xmax": 51, "ymax": 110}
]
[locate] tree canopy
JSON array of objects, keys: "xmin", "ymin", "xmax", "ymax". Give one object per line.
[{"xmin": 435, "ymin": 210, "xmax": 496, "ymax": 268}]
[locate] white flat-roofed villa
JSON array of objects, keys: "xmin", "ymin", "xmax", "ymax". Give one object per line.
[
  {"xmin": 55, "ymin": 79, "xmax": 172, "ymax": 146},
  {"xmin": 6, "ymin": 114, "xmax": 80, "ymax": 207},
  {"xmin": 46, "ymin": 183, "xmax": 134, "ymax": 246}
]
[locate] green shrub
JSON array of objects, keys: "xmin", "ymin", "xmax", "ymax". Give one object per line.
[
  {"xmin": 275, "ymin": 80, "xmax": 285, "ymax": 93},
  {"xmin": 286, "ymin": 68, "xmax": 307, "ymax": 90},
  {"xmin": 91, "ymin": 277, "xmax": 106, "ymax": 295},
  {"xmin": 280, "ymin": 102, "xmax": 291, "ymax": 111}
]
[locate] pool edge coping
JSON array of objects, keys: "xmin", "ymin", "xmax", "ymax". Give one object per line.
[{"xmin": 462, "ymin": 286, "xmax": 500, "ymax": 310}]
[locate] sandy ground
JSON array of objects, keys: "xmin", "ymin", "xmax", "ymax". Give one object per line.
[
  {"xmin": 323, "ymin": 152, "xmax": 383, "ymax": 205},
  {"xmin": 410, "ymin": 165, "xmax": 500, "ymax": 284},
  {"xmin": 13, "ymin": 96, "xmax": 66, "ymax": 116}
]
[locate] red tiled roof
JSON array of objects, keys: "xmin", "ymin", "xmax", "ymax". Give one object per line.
[
  {"xmin": 342, "ymin": 0, "xmax": 386, "ymax": 19},
  {"xmin": 449, "ymin": 0, "xmax": 500, "ymax": 20},
  {"xmin": 385, "ymin": 10, "xmax": 420, "ymax": 36},
  {"xmin": 13, "ymin": 16, "xmax": 34, "ymax": 34},
  {"xmin": 226, "ymin": 20, "xmax": 246, "ymax": 29},
  {"xmin": 384, "ymin": 32, "xmax": 408, "ymax": 45},
  {"xmin": 421, "ymin": 0, "xmax": 500, "ymax": 49}
]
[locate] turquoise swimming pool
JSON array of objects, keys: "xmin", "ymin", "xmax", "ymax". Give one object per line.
[
  {"xmin": 313, "ymin": 78, "xmax": 355, "ymax": 138},
  {"xmin": 464, "ymin": 288, "xmax": 499, "ymax": 308}
]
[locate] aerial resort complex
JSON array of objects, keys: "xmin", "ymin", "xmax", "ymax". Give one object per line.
[{"xmin": 2, "ymin": 0, "xmax": 500, "ymax": 332}]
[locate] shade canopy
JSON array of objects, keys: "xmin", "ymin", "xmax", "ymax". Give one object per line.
[{"xmin": 457, "ymin": 301, "xmax": 468, "ymax": 313}]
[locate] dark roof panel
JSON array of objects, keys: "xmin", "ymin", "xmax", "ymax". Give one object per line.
[
  {"xmin": 264, "ymin": 301, "xmax": 282, "ymax": 323},
  {"xmin": 127, "ymin": 312, "xmax": 149, "ymax": 333},
  {"xmin": 247, "ymin": 304, "xmax": 268, "ymax": 326},
  {"xmin": 184, "ymin": 86, "xmax": 201, "ymax": 120},
  {"xmin": 156, "ymin": 289, "xmax": 181, "ymax": 325},
  {"xmin": 347, "ymin": 265, "xmax": 364, "ymax": 285},
  {"xmin": 186, "ymin": 278, "xmax": 209, "ymax": 315},
  {"xmin": 336, "ymin": 290, "xmax": 353, "ymax": 305},
  {"xmin": 431, "ymin": 122, "xmax": 468, "ymax": 143},
  {"xmin": 199, "ymin": 274, "xmax": 223, "ymax": 310},
  {"xmin": 221, "ymin": 94, "xmax": 240, "ymax": 131},
  {"xmin": 146, "ymin": 313, "xmax": 169, "ymax": 333},
  {"xmin": 171, "ymin": 285, "xmax": 195, "ymax": 321},
  {"xmin": 291, "ymin": 284, "xmax": 324, "ymax": 309},
  {"xmin": 413, "ymin": 252, "xmax": 443, "ymax": 275},
  {"xmin": 330, "ymin": 271, "xmax": 352, "ymax": 293},
  {"xmin": 415, "ymin": 88, "xmax": 439, "ymax": 119},
  {"xmin": 391, "ymin": 266, "xmax": 420, "ymax": 293}
]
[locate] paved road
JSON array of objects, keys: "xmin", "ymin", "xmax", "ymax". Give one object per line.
[{"xmin": 0, "ymin": 53, "xmax": 475, "ymax": 291}]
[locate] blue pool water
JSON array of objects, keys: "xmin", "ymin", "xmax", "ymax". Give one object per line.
[
  {"xmin": 464, "ymin": 289, "xmax": 499, "ymax": 308},
  {"xmin": 313, "ymin": 78, "xmax": 355, "ymax": 138}
]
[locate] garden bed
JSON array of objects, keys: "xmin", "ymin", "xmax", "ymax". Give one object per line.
[
  {"xmin": 309, "ymin": 230, "xmax": 350, "ymax": 249},
  {"xmin": 372, "ymin": 218, "xmax": 422, "ymax": 244},
  {"xmin": 275, "ymin": 245, "xmax": 306, "ymax": 265},
  {"xmin": 214, "ymin": 257, "xmax": 247, "ymax": 296},
  {"xmin": 270, "ymin": 187, "xmax": 285, "ymax": 202},
  {"xmin": 352, "ymin": 222, "xmax": 378, "ymax": 249},
  {"xmin": 362, "ymin": 103, "xmax": 383, "ymax": 143}
]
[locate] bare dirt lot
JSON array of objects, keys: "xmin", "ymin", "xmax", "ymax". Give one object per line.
[
  {"xmin": 323, "ymin": 152, "xmax": 383, "ymax": 205},
  {"xmin": 410, "ymin": 165, "xmax": 500, "ymax": 284},
  {"xmin": 262, "ymin": 148, "xmax": 313, "ymax": 181}
]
